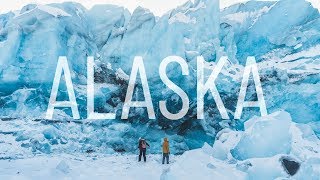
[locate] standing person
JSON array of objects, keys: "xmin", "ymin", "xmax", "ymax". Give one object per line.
[
  {"xmin": 138, "ymin": 138, "xmax": 150, "ymax": 162},
  {"xmin": 162, "ymin": 137, "xmax": 170, "ymax": 164}
]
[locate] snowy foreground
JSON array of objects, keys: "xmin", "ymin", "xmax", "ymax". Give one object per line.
[
  {"xmin": 0, "ymin": 154, "xmax": 178, "ymax": 180},
  {"xmin": 1, "ymin": 0, "xmax": 320, "ymax": 154},
  {"xmin": 0, "ymin": 149, "xmax": 245, "ymax": 180},
  {"xmin": 1, "ymin": 111, "xmax": 320, "ymax": 180}
]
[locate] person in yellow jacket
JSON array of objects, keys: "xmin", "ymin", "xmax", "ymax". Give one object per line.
[{"xmin": 162, "ymin": 137, "xmax": 170, "ymax": 164}]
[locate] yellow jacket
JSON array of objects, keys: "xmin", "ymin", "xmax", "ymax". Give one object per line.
[{"xmin": 162, "ymin": 138, "xmax": 170, "ymax": 153}]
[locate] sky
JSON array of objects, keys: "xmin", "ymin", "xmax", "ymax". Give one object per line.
[{"xmin": 0, "ymin": 0, "xmax": 319, "ymax": 16}]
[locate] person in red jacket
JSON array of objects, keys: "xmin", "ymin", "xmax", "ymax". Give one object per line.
[{"xmin": 138, "ymin": 138, "xmax": 150, "ymax": 162}]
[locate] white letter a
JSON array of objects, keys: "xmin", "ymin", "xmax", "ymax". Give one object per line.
[
  {"xmin": 46, "ymin": 56, "xmax": 80, "ymax": 120},
  {"xmin": 121, "ymin": 56, "xmax": 155, "ymax": 119},
  {"xmin": 234, "ymin": 57, "xmax": 267, "ymax": 119}
]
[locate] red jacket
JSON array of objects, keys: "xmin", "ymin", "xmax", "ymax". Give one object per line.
[{"xmin": 138, "ymin": 139, "xmax": 150, "ymax": 150}]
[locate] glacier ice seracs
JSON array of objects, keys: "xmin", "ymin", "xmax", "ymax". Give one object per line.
[
  {"xmin": 0, "ymin": 0, "xmax": 319, "ymax": 155},
  {"xmin": 166, "ymin": 111, "xmax": 320, "ymax": 179}
]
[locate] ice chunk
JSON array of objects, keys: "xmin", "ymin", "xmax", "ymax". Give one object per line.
[
  {"xmin": 209, "ymin": 110, "xmax": 320, "ymax": 178},
  {"xmin": 201, "ymin": 142, "xmax": 214, "ymax": 156},
  {"xmin": 213, "ymin": 129, "xmax": 243, "ymax": 160},
  {"xmin": 245, "ymin": 155, "xmax": 288, "ymax": 180},
  {"xmin": 167, "ymin": 148, "xmax": 246, "ymax": 180},
  {"xmin": 290, "ymin": 123, "xmax": 320, "ymax": 160},
  {"xmin": 56, "ymin": 160, "xmax": 70, "ymax": 174},
  {"xmin": 231, "ymin": 111, "xmax": 292, "ymax": 160}
]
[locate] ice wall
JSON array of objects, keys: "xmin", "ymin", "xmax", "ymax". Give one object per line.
[{"xmin": 0, "ymin": 0, "xmax": 319, "ymax": 154}]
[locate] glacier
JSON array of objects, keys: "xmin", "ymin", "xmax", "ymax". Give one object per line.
[
  {"xmin": 166, "ymin": 111, "xmax": 320, "ymax": 179},
  {"xmin": 1, "ymin": 111, "xmax": 319, "ymax": 179},
  {"xmin": 0, "ymin": 0, "xmax": 319, "ymax": 166}
]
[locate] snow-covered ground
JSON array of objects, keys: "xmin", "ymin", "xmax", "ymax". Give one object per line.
[
  {"xmin": 1, "ymin": 111, "xmax": 320, "ymax": 179},
  {"xmin": 0, "ymin": 1, "xmax": 320, "ymax": 179},
  {"xmin": 0, "ymin": 148, "xmax": 245, "ymax": 180},
  {"xmin": 0, "ymin": 154, "xmax": 178, "ymax": 180}
]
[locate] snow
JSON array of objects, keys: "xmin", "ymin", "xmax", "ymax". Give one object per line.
[
  {"xmin": 168, "ymin": 12, "xmax": 196, "ymax": 24},
  {"xmin": 2, "ymin": 110, "xmax": 320, "ymax": 179},
  {"xmin": 223, "ymin": 5, "xmax": 271, "ymax": 24},
  {"xmin": 0, "ymin": 154, "xmax": 178, "ymax": 180},
  {"xmin": 1, "ymin": 111, "xmax": 320, "ymax": 179},
  {"xmin": 0, "ymin": 0, "xmax": 318, "ymax": 143},
  {"xmin": 115, "ymin": 68, "xmax": 130, "ymax": 81},
  {"xmin": 0, "ymin": 111, "xmax": 320, "ymax": 180},
  {"xmin": 282, "ymin": 45, "xmax": 320, "ymax": 63},
  {"xmin": 37, "ymin": 5, "xmax": 71, "ymax": 17},
  {"xmin": 14, "ymin": 4, "xmax": 71, "ymax": 18},
  {"xmin": 167, "ymin": 147, "xmax": 247, "ymax": 180},
  {"xmin": 183, "ymin": 37, "xmax": 191, "ymax": 44},
  {"xmin": 0, "ymin": 1, "xmax": 319, "ymax": 179},
  {"xmin": 0, "ymin": 147, "xmax": 246, "ymax": 180},
  {"xmin": 56, "ymin": 160, "xmax": 70, "ymax": 174},
  {"xmin": 212, "ymin": 111, "xmax": 320, "ymax": 179}
]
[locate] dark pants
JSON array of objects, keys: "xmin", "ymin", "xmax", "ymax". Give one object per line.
[
  {"xmin": 162, "ymin": 153, "xmax": 169, "ymax": 164},
  {"xmin": 139, "ymin": 148, "xmax": 146, "ymax": 162}
]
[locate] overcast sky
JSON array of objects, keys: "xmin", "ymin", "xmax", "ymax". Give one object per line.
[{"xmin": 0, "ymin": 0, "xmax": 319, "ymax": 16}]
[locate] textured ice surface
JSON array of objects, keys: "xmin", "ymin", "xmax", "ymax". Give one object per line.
[
  {"xmin": 210, "ymin": 111, "xmax": 320, "ymax": 179},
  {"xmin": 0, "ymin": 112, "xmax": 319, "ymax": 179},
  {"xmin": 212, "ymin": 111, "xmax": 320, "ymax": 161},
  {"xmin": 231, "ymin": 111, "xmax": 292, "ymax": 160},
  {"xmin": 0, "ymin": 0, "xmax": 319, "ymax": 155}
]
